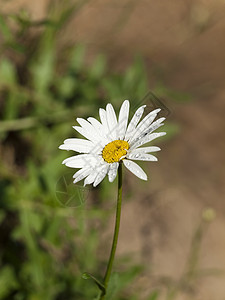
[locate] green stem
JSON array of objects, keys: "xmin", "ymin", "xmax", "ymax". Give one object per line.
[{"xmin": 99, "ymin": 163, "xmax": 123, "ymax": 299}]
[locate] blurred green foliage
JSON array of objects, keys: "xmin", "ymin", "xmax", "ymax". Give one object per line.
[{"xmin": 0, "ymin": 1, "xmax": 187, "ymax": 300}]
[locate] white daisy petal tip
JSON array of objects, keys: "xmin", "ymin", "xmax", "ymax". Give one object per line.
[
  {"xmin": 93, "ymin": 181, "xmax": 98, "ymax": 188},
  {"xmin": 108, "ymin": 162, "xmax": 119, "ymax": 182},
  {"xmin": 62, "ymin": 158, "xmax": 67, "ymax": 164},
  {"xmin": 143, "ymin": 175, "xmax": 148, "ymax": 181},
  {"xmin": 108, "ymin": 176, "xmax": 116, "ymax": 183},
  {"xmin": 123, "ymin": 159, "xmax": 148, "ymax": 181},
  {"xmin": 106, "ymin": 103, "xmax": 112, "ymax": 109},
  {"xmin": 59, "ymin": 144, "xmax": 68, "ymax": 150},
  {"xmin": 118, "ymin": 100, "xmax": 130, "ymax": 140},
  {"xmin": 99, "ymin": 108, "xmax": 105, "ymax": 115},
  {"xmin": 153, "ymin": 108, "xmax": 161, "ymax": 114},
  {"xmin": 123, "ymin": 99, "xmax": 130, "ymax": 104}
]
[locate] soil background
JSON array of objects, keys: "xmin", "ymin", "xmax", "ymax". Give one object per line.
[{"xmin": 1, "ymin": 1, "xmax": 225, "ymax": 299}]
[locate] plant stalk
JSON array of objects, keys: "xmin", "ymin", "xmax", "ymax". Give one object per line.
[{"xmin": 99, "ymin": 162, "xmax": 123, "ymax": 299}]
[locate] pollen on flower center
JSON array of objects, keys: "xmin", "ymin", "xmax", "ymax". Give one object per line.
[{"xmin": 102, "ymin": 140, "xmax": 129, "ymax": 163}]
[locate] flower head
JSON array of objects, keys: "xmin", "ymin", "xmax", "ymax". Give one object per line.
[{"xmin": 59, "ymin": 100, "xmax": 166, "ymax": 187}]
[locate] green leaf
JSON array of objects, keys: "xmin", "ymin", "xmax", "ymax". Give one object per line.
[
  {"xmin": 0, "ymin": 59, "xmax": 17, "ymax": 85},
  {"xmin": 70, "ymin": 44, "xmax": 86, "ymax": 71},
  {"xmin": 82, "ymin": 272, "xmax": 105, "ymax": 293},
  {"xmin": 0, "ymin": 14, "xmax": 13, "ymax": 43},
  {"xmin": 56, "ymin": 76, "xmax": 76, "ymax": 98},
  {"xmin": 89, "ymin": 54, "xmax": 106, "ymax": 79},
  {"xmin": 105, "ymin": 273, "xmax": 119, "ymax": 300},
  {"xmin": 0, "ymin": 266, "xmax": 18, "ymax": 298},
  {"xmin": 30, "ymin": 49, "xmax": 55, "ymax": 93}
]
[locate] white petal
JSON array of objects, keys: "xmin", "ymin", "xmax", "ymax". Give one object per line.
[
  {"xmin": 87, "ymin": 117, "xmax": 110, "ymax": 145},
  {"xmin": 75, "ymin": 118, "xmax": 103, "ymax": 141},
  {"xmin": 87, "ymin": 117, "xmax": 104, "ymax": 136},
  {"xmin": 125, "ymin": 105, "xmax": 146, "ymax": 141},
  {"xmin": 73, "ymin": 167, "xmax": 91, "ymax": 178},
  {"xmin": 128, "ymin": 110, "xmax": 161, "ymax": 143},
  {"xmin": 128, "ymin": 146, "xmax": 161, "ymax": 154},
  {"xmin": 108, "ymin": 162, "xmax": 119, "ymax": 182},
  {"xmin": 84, "ymin": 170, "xmax": 98, "ymax": 186},
  {"xmin": 106, "ymin": 103, "xmax": 118, "ymax": 140},
  {"xmin": 73, "ymin": 126, "xmax": 99, "ymax": 143},
  {"xmin": 134, "ymin": 117, "xmax": 165, "ymax": 142},
  {"xmin": 135, "ymin": 108, "xmax": 161, "ymax": 131},
  {"xmin": 76, "ymin": 118, "xmax": 102, "ymax": 142},
  {"xmin": 87, "ymin": 117, "xmax": 103, "ymax": 131},
  {"xmin": 93, "ymin": 165, "xmax": 109, "ymax": 187},
  {"xmin": 130, "ymin": 132, "xmax": 166, "ymax": 149},
  {"xmin": 149, "ymin": 117, "xmax": 166, "ymax": 132},
  {"xmin": 127, "ymin": 153, "xmax": 158, "ymax": 161},
  {"xmin": 73, "ymin": 168, "xmax": 92, "ymax": 184},
  {"xmin": 118, "ymin": 100, "xmax": 130, "ymax": 140},
  {"xmin": 59, "ymin": 138, "xmax": 96, "ymax": 153},
  {"xmin": 99, "ymin": 108, "xmax": 110, "ymax": 138},
  {"xmin": 62, "ymin": 138, "xmax": 91, "ymax": 144},
  {"xmin": 128, "ymin": 113, "xmax": 156, "ymax": 143},
  {"xmin": 76, "ymin": 118, "xmax": 93, "ymax": 132},
  {"xmin": 63, "ymin": 154, "xmax": 101, "ymax": 168},
  {"xmin": 123, "ymin": 159, "xmax": 147, "ymax": 181},
  {"xmin": 130, "ymin": 121, "xmax": 165, "ymax": 147}
]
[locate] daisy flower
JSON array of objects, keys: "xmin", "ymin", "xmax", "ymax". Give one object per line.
[{"xmin": 59, "ymin": 100, "xmax": 166, "ymax": 187}]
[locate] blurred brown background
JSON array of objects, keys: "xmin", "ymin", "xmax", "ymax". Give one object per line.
[{"xmin": 1, "ymin": 0, "xmax": 225, "ymax": 299}]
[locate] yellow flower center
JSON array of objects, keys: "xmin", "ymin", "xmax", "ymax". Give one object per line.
[{"xmin": 102, "ymin": 140, "xmax": 129, "ymax": 163}]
